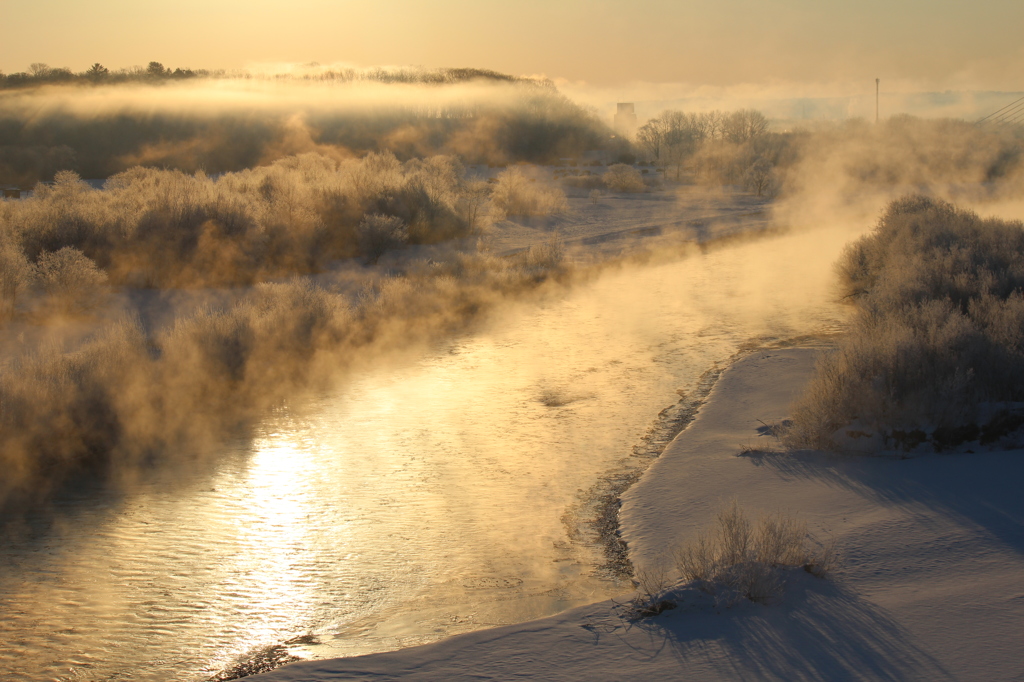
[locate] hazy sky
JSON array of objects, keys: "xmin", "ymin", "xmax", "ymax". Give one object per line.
[{"xmin": 3, "ymin": 0, "xmax": 1023, "ymax": 89}]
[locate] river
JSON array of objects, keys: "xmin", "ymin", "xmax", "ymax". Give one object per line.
[{"xmin": 0, "ymin": 225, "xmax": 853, "ymax": 681}]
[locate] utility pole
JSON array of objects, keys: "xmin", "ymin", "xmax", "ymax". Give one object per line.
[{"xmin": 876, "ymin": 78, "xmax": 880, "ymax": 123}]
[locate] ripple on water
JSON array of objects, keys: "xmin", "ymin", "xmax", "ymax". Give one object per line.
[{"xmin": 0, "ymin": 228, "xmax": 851, "ymax": 681}]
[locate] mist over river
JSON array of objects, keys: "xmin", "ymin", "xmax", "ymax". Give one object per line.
[{"xmin": 0, "ymin": 225, "xmax": 854, "ymax": 681}]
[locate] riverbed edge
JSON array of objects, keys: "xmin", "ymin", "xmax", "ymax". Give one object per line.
[{"xmin": 248, "ymin": 345, "xmax": 1024, "ymax": 681}]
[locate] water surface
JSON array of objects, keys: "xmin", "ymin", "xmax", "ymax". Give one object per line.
[{"xmin": 0, "ymin": 226, "xmax": 851, "ymax": 681}]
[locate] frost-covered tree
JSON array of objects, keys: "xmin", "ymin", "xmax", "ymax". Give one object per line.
[
  {"xmin": 36, "ymin": 246, "xmax": 108, "ymax": 313},
  {"xmin": 723, "ymin": 110, "xmax": 769, "ymax": 144},
  {"xmin": 0, "ymin": 242, "xmax": 34, "ymax": 320},
  {"xmin": 603, "ymin": 164, "xmax": 645, "ymax": 192},
  {"xmin": 356, "ymin": 214, "xmax": 408, "ymax": 264}
]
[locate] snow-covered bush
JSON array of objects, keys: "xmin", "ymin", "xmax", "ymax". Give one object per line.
[
  {"xmin": 0, "ymin": 152, "xmax": 477, "ymax": 287},
  {"xmin": 490, "ymin": 167, "xmax": 567, "ymax": 220},
  {"xmin": 674, "ymin": 502, "xmax": 835, "ymax": 605},
  {"xmin": 518, "ymin": 234, "xmax": 564, "ymax": 274},
  {"xmin": 602, "ymin": 164, "xmax": 645, "ymax": 192},
  {"xmin": 787, "ymin": 196, "xmax": 1024, "ymax": 450}
]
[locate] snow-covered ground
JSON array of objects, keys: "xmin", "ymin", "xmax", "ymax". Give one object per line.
[
  {"xmin": 481, "ymin": 183, "xmax": 772, "ymax": 260},
  {"xmin": 252, "ymin": 348, "xmax": 1024, "ymax": 681}
]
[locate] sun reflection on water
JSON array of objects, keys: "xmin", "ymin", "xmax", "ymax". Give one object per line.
[{"xmin": 0, "ymin": 226, "xmax": 855, "ymax": 681}]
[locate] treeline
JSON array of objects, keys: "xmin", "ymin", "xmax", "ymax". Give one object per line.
[
  {"xmin": 0, "ymin": 62, "xmax": 524, "ymax": 90},
  {"xmin": 788, "ymin": 197, "xmax": 1024, "ymax": 452},
  {"xmin": 634, "ymin": 109, "xmax": 787, "ymax": 194},
  {"xmin": 0, "ymin": 62, "xmax": 215, "ymax": 88},
  {"xmin": 0, "ymin": 78, "xmax": 612, "ymax": 187},
  {"xmin": 633, "ymin": 109, "xmax": 1024, "ymax": 198}
]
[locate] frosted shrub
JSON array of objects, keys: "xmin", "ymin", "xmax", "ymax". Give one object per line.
[
  {"xmin": 0, "ymin": 238, "xmax": 575, "ymax": 501},
  {"xmin": 36, "ymin": 246, "xmax": 108, "ymax": 313},
  {"xmin": 519, "ymin": 234, "xmax": 565, "ymax": 274},
  {"xmin": 356, "ymin": 214, "xmax": 408, "ymax": 264},
  {"xmin": 0, "ymin": 317, "xmax": 152, "ymax": 488},
  {"xmin": 0, "ymin": 241, "xmax": 34, "ymax": 320},
  {"xmin": 603, "ymin": 163, "xmax": 645, "ymax": 192},
  {"xmin": 788, "ymin": 196, "xmax": 1024, "ymax": 450},
  {"xmin": 675, "ymin": 502, "xmax": 835, "ymax": 606},
  {"xmin": 490, "ymin": 167, "xmax": 568, "ymax": 220},
  {"xmin": 0, "ymin": 152, "xmax": 483, "ymax": 287}
]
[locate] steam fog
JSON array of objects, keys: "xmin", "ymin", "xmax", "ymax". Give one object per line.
[
  {"xmin": 1, "ymin": 64, "xmax": 1023, "ymax": 680},
  {"xmin": 0, "ymin": 220, "xmax": 859, "ymax": 681},
  {"xmin": 0, "ymin": 76, "xmax": 613, "ymax": 185}
]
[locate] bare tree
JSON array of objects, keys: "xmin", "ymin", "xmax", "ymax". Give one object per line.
[
  {"xmin": 704, "ymin": 110, "xmax": 725, "ymax": 140},
  {"xmin": 635, "ymin": 118, "xmax": 668, "ymax": 163},
  {"xmin": 637, "ymin": 110, "xmax": 730, "ymax": 179},
  {"xmin": 724, "ymin": 110, "xmax": 769, "ymax": 144},
  {"xmin": 744, "ymin": 158, "xmax": 777, "ymax": 197},
  {"xmin": 456, "ymin": 180, "xmax": 490, "ymax": 233}
]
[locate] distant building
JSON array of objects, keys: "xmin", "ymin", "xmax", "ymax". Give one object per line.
[
  {"xmin": 3, "ymin": 187, "xmax": 22, "ymax": 199},
  {"xmin": 614, "ymin": 103, "xmax": 637, "ymax": 138}
]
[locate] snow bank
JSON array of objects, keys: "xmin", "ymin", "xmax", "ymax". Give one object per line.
[{"xmin": 253, "ymin": 348, "xmax": 1024, "ymax": 681}]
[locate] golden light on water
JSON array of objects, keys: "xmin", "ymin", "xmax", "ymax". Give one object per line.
[{"xmin": 0, "ymin": 227, "xmax": 860, "ymax": 680}]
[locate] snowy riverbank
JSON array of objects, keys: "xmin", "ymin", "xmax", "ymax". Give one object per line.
[{"xmin": 251, "ymin": 347, "xmax": 1024, "ymax": 681}]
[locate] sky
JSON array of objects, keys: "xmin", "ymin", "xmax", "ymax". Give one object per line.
[{"xmin": 3, "ymin": 0, "xmax": 1023, "ymax": 91}]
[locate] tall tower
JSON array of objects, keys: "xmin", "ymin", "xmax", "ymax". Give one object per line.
[{"xmin": 614, "ymin": 103, "xmax": 637, "ymax": 137}]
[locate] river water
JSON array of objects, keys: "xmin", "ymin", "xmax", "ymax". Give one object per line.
[{"xmin": 0, "ymin": 226, "xmax": 853, "ymax": 681}]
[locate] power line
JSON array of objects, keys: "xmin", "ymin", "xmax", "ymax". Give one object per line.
[
  {"xmin": 1003, "ymin": 109, "xmax": 1024, "ymax": 126},
  {"xmin": 993, "ymin": 100, "xmax": 1024, "ymax": 121},
  {"xmin": 977, "ymin": 94, "xmax": 1024, "ymax": 127},
  {"xmin": 988, "ymin": 106, "xmax": 1024, "ymax": 128}
]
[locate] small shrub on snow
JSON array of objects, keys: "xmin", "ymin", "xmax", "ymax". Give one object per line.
[
  {"xmin": 673, "ymin": 502, "xmax": 835, "ymax": 606},
  {"xmin": 519, "ymin": 234, "xmax": 565, "ymax": 272},
  {"xmin": 490, "ymin": 167, "xmax": 568, "ymax": 220},
  {"xmin": 560, "ymin": 174, "xmax": 605, "ymax": 191},
  {"xmin": 603, "ymin": 164, "xmax": 645, "ymax": 192},
  {"xmin": 627, "ymin": 568, "xmax": 675, "ymax": 618}
]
